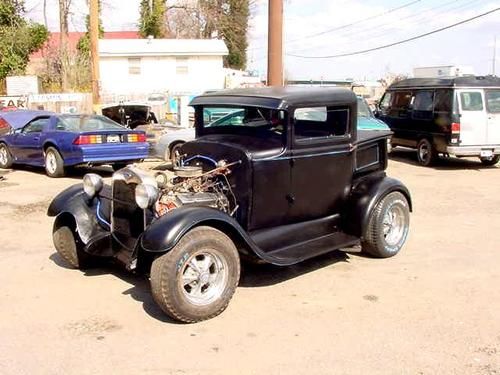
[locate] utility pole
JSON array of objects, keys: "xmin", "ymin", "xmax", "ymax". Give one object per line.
[
  {"xmin": 267, "ymin": 0, "xmax": 283, "ymax": 86},
  {"xmin": 493, "ymin": 36, "xmax": 497, "ymax": 76},
  {"xmin": 90, "ymin": 0, "xmax": 101, "ymax": 109}
]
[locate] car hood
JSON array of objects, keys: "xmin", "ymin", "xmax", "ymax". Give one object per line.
[{"xmin": 357, "ymin": 116, "xmax": 389, "ymax": 131}]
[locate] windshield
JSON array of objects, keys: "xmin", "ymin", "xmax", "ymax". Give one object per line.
[
  {"xmin": 58, "ymin": 115, "xmax": 126, "ymax": 132},
  {"xmin": 357, "ymin": 97, "xmax": 373, "ymax": 118},
  {"xmin": 202, "ymin": 107, "xmax": 285, "ymax": 135}
]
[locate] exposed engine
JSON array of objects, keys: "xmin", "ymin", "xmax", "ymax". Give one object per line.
[{"xmin": 153, "ymin": 158, "xmax": 239, "ymax": 217}]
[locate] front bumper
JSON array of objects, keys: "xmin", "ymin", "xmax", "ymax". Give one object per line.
[{"xmin": 446, "ymin": 145, "xmax": 500, "ymax": 157}]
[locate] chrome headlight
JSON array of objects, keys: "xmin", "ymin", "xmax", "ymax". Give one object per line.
[
  {"xmin": 135, "ymin": 183, "xmax": 159, "ymax": 209},
  {"xmin": 83, "ymin": 173, "xmax": 103, "ymax": 198}
]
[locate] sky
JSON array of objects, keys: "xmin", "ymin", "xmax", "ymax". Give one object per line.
[{"xmin": 25, "ymin": 0, "xmax": 500, "ymax": 81}]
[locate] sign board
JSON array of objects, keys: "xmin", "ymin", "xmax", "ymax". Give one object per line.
[
  {"xmin": 0, "ymin": 96, "xmax": 28, "ymax": 110},
  {"xmin": 29, "ymin": 93, "xmax": 86, "ymax": 103},
  {"xmin": 6, "ymin": 76, "xmax": 40, "ymax": 96}
]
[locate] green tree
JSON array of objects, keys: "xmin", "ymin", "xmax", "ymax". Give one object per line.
[
  {"xmin": 139, "ymin": 0, "xmax": 167, "ymax": 38},
  {"xmin": 0, "ymin": 0, "xmax": 49, "ymax": 80},
  {"xmin": 219, "ymin": 0, "xmax": 249, "ymax": 70}
]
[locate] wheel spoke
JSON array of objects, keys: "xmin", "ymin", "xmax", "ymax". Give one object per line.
[
  {"xmin": 188, "ymin": 258, "xmax": 202, "ymax": 274},
  {"xmin": 182, "ymin": 269, "xmax": 199, "ymax": 286}
]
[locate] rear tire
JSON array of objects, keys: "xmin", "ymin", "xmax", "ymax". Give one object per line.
[
  {"xmin": 362, "ymin": 192, "xmax": 410, "ymax": 258},
  {"xmin": 0, "ymin": 143, "xmax": 13, "ymax": 169},
  {"xmin": 45, "ymin": 147, "xmax": 65, "ymax": 177},
  {"xmin": 53, "ymin": 225, "xmax": 91, "ymax": 269},
  {"xmin": 479, "ymin": 155, "xmax": 500, "ymax": 166},
  {"xmin": 150, "ymin": 226, "xmax": 240, "ymax": 323},
  {"xmin": 416, "ymin": 138, "xmax": 437, "ymax": 166}
]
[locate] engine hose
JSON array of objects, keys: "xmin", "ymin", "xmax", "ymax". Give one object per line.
[
  {"xmin": 96, "ymin": 199, "xmax": 111, "ymax": 228},
  {"xmin": 182, "ymin": 154, "xmax": 218, "ymax": 167}
]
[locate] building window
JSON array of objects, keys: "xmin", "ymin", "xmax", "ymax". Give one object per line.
[
  {"xmin": 176, "ymin": 57, "xmax": 189, "ymax": 74},
  {"xmin": 128, "ymin": 58, "xmax": 141, "ymax": 75}
]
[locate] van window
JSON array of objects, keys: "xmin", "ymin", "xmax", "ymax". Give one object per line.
[
  {"xmin": 413, "ymin": 91, "xmax": 434, "ymax": 111},
  {"xmin": 379, "ymin": 92, "xmax": 392, "ymax": 111},
  {"xmin": 393, "ymin": 91, "xmax": 412, "ymax": 109},
  {"xmin": 460, "ymin": 92, "xmax": 483, "ymax": 111},
  {"xmin": 434, "ymin": 89, "xmax": 452, "ymax": 112},
  {"xmin": 485, "ymin": 90, "xmax": 500, "ymax": 113}
]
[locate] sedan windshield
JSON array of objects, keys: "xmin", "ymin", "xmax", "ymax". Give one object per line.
[
  {"xmin": 357, "ymin": 97, "xmax": 373, "ymax": 118},
  {"xmin": 58, "ymin": 115, "xmax": 126, "ymax": 132}
]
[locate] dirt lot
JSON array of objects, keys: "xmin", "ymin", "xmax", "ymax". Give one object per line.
[{"xmin": 0, "ymin": 151, "xmax": 499, "ymax": 375}]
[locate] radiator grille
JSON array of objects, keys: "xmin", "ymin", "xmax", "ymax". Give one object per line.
[{"xmin": 112, "ymin": 180, "xmax": 144, "ymax": 250}]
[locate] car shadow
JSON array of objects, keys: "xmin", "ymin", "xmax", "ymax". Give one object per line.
[
  {"xmin": 49, "ymin": 252, "xmax": 180, "ymax": 324},
  {"xmin": 389, "ymin": 147, "xmax": 498, "ymax": 171},
  {"xmin": 239, "ymin": 250, "xmax": 350, "ymax": 288},
  {"xmin": 12, "ymin": 164, "xmax": 114, "ymax": 179},
  {"xmin": 49, "ymin": 248, "xmax": 352, "ymax": 323}
]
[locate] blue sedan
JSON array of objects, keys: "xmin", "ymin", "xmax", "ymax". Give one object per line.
[{"xmin": 0, "ymin": 112, "xmax": 149, "ymax": 177}]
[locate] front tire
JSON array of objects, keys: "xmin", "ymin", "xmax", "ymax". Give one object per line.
[
  {"xmin": 45, "ymin": 147, "xmax": 65, "ymax": 177},
  {"xmin": 53, "ymin": 225, "xmax": 90, "ymax": 269},
  {"xmin": 362, "ymin": 192, "xmax": 410, "ymax": 258},
  {"xmin": 150, "ymin": 226, "xmax": 240, "ymax": 323},
  {"xmin": 0, "ymin": 143, "xmax": 13, "ymax": 169},
  {"xmin": 170, "ymin": 142, "xmax": 184, "ymax": 162},
  {"xmin": 416, "ymin": 138, "xmax": 437, "ymax": 166},
  {"xmin": 479, "ymin": 155, "xmax": 500, "ymax": 166}
]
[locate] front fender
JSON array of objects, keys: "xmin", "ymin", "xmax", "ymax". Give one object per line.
[
  {"xmin": 141, "ymin": 206, "xmax": 249, "ymax": 253},
  {"xmin": 48, "ymin": 184, "xmax": 111, "ymax": 244},
  {"xmin": 344, "ymin": 173, "xmax": 412, "ymax": 238}
]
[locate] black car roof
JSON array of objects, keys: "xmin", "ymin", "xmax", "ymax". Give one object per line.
[
  {"xmin": 190, "ymin": 86, "xmax": 357, "ymax": 110},
  {"xmin": 389, "ymin": 75, "xmax": 500, "ymax": 89}
]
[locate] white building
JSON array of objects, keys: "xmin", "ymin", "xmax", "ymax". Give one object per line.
[
  {"xmin": 413, "ymin": 65, "xmax": 475, "ymax": 78},
  {"xmin": 99, "ymin": 38, "xmax": 229, "ymax": 97}
]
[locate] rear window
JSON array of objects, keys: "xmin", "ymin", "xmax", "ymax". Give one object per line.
[
  {"xmin": 486, "ymin": 90, "xmax": 500, "ymax": 113},
  {"xmin": 460, "ymin": 92, "xmax": 483, "ymax": 111},
  {"xmin": 58, "ymin": 115, "xmax": 126, "ymax": 132}
]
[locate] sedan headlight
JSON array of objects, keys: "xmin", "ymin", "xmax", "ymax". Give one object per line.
[
  {"xmin": 83, "ymin": 173, "xmax": 103, "ymax": 198},
  {"xmin": 135, "ymin": 183, "xmax": 159, "ymax": 209}
]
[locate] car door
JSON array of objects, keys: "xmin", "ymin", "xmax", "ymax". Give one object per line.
[
  {"xmin": 289, "ymin": 105, "xmax": 354, "ymax": 223},
  {"xmin": 485, "ymin": 89, "xmax": 500, "ymax": 145},
  {"xmin": 10, "ymin": 117, "xmax": 49, "ymax": 164},
  {"xmin": 456, "ymin": 89, "xmax": 488, "ymax": 146}
]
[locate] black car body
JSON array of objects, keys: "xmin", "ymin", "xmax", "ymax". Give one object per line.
[
  {"xmin": 377, "ymin": 76, "xmax": 500, "ymax": 166},
  {"xmin": 48, "ymin": 87, "xmax": 412, "ymax": 323}
]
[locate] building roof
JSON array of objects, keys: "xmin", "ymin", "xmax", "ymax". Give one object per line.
[
  {"xmin": 390, "ymin": 76, "xmax": 500, "ymax": 89},
  {"xmin": 30, "ymin": 31, "xmax": 140, "ymax": 58},
  {"xmin": 190, "ymin": 86, "xmax": 357, "ymax": 110},
  {"xmin": 99, "ymin": 38, "xmax": 228, "ymax": 57}
]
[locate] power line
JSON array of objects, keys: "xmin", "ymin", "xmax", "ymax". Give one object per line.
[
  {"xmin": 286, "ymin": 0, "xmax": 422, "ymax": 44},
  {"xmin": 247, "ymin": 0, "xmax": 424, "ymax": 52},
  {"xmin": 287, "ymin": 7, "xmax": 500, "ymax": 59},
  {"xmin": 288, "ymin": 0, "xmax": 481, "ymax": 55}
]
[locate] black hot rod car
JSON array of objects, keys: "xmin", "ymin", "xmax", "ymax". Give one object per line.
[{"xmin": 48, "ymin": 87, "xmax": 412, "ymax": 323}]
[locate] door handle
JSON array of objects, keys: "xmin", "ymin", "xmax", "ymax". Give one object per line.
[
  {"xmin": 286, "ymin": 194, "xmax": 295, "ymax": 204},
  {"xmin": 33, "ymin": 137, "xmax": 40, "ymax": 141}
]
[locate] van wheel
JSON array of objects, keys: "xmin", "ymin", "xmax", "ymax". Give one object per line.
[
  {"xmin": 150, "ymin": 226, "xmax": 240, "ymax": 323},
  {"xmin": 416, "ymin": 138, "xmax": 437, "ymax": 166},
  {"xmin": 362, "ymin": 192, "xmax": 410, "ymax": 258},
  {"xmin": 479, "ymin": 155, "xmax": 500, "ymax": 166}
]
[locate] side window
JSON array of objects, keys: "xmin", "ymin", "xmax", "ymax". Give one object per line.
[
  {"xmin": 55, "ymin": 119, "xmax": 66, "ymax": 131},
  {"xmin": 460, "ymin": 92, "xmax": 483, "ymax": 111},
  {"xmin": 412, "ymin": 90, "xmax": 434, "ymax": 120},
  {"xmin": 22, "ymin": 118, "xmax": 49, "ymax": 134},
  {"xmin": 434, "ymin": 89, "xmax": 452, "ymax": 112},
  {"xmin": 294, "ymin": 106, "xmax": 349, "ymax": 142},
  {"xmin": 392, "ymin": 91, "xmax": 412, "ymax": 109},
  {"xmin": 485, "ymin": 90, "xmax": 500, "ymax": 113}
]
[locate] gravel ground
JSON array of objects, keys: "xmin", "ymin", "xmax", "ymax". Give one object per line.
[{"xmin": 0, "ymin": 151, "xmax": 499, "ymax": 375}]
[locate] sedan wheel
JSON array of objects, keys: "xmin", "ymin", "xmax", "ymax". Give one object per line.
[
  {"xmin": 45, "ymin": 147, "xmax": 65, "ymax": 177},
  {"xmin": 0, "ymin": 144, "xmax": 13, "ymax": 169}
]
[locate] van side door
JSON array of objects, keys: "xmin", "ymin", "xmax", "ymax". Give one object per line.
[
  {"xmin": 485, "ymin": 90, "xmax": 500, "ymax": 145},
  {"xmin": 456, "ymin": 90, "xmax": 488, "ymax": 146}
]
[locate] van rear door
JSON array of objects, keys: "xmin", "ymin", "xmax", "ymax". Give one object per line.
[
  {"xmin": 485, "ymin": 90, "xmax": 500, "ymax": 145},
  {"xmin": 456, "ymin": 90, "xmax": 488, "ymax": 146}
]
